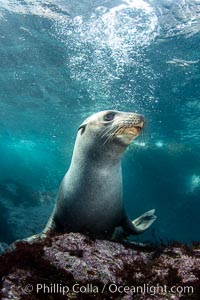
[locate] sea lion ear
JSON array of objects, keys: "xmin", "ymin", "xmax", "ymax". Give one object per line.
[{"xmin": 78, "ymin": 123, "xmax": 87, "ymax": 135}]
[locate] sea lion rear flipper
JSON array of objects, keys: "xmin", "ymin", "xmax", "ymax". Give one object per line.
[
  {"xmin": 20, "ymin": 211, "xmax": 56, "ymax": 243},
  {"xmin": 121, "ymin": 209, "xmax": 157, "ymax": 235},
  {"xmin": 23, "ymin": 232, "xmax": 47, "ymax": 242}
]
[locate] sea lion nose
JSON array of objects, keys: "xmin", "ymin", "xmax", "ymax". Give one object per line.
[
  {"xmin": 137, "ymin": 114, "xmax": 145, "ymax": 123},
  {"xmin": 132, "ymin": 113, "xmax": 146, "ymax": 126}
]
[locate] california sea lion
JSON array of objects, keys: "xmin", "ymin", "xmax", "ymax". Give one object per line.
[{"xmin": 42, "ymin": 110, "xmax": 156, "ymax": 240}]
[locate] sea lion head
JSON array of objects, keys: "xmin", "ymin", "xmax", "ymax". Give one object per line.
[{"xmin": 78, "ymin": 110, "xmax": 145, "ymax": 148}]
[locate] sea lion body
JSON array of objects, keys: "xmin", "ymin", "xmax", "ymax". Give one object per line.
[
  {"xmin": 53, "ymin": 141, "xmax": 123, "ymax": 236},
  {"xmin": 43, "ymin": 110, "xmax": 156, "ymax": 239}
]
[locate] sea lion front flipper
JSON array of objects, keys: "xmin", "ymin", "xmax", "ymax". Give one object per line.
[{"xmin": 121, "ymin": 209, "xmax": 157, "ymax": 235}]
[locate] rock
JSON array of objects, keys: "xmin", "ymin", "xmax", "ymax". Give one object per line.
[{"xmin": 0, "ymin": 233, "xmax": 199, "ymax": 299}]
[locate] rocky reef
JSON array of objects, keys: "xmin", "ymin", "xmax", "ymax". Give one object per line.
[{"xmin": 0, "ymin": 233, "xmax": 199, "ymax": 299}]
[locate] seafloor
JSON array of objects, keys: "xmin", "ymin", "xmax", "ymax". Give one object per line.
[{"xmin": 0, "ymin": 232, "xmax": 199, "ymax": 299}]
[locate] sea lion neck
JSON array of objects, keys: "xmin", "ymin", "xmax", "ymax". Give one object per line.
[{"xmin": 70, "ymin": 132, "xmax": 126, "ymax": 168}]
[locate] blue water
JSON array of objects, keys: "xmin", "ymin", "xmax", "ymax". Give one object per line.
[{"xmin": 0, "ymin": 0, "xmax": 199, "ymax": 245}]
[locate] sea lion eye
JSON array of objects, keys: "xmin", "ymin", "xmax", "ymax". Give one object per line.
[{"xmin": 103, "ymin": 112, "xmax": 115, "ymax": 122}]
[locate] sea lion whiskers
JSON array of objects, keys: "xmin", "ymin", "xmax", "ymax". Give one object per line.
[
  {"xmin": 100, "ymin": 121, "xmax": 125, "ymax": 142},
  {"xmin": 100, "ymin": 124, "xmax": 119, "ymax": 140},
  {"xmin": 100, "ymin": 120, "xmax": 125, "ymax": 138},
  {"xmin": 143, "ymin": 123, "xmax": 150, "ymax": 145},
  {"xmin": 103, "ymin": 125, "xmax": 125, "ymax": 145},
  {"xmin": 102, "ymin": 126, "xmax": 119, "ymax": 145}
]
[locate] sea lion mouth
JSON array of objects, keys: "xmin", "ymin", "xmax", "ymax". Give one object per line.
[
  {"xmin": 112, "ymin": 121, "xmax": 144, "ymax": 146},
  {"xmin": 116, "ymin": 123, "xmax": 144, "ymax": 137},
  {"xmin": 129, "ymin": 125, "xmax": 143, "ymax": 132}
]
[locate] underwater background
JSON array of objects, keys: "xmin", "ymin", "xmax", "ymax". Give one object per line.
[{"xmin": 0, "ymin": 0, "xmax": 199, "ymax": 248}]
